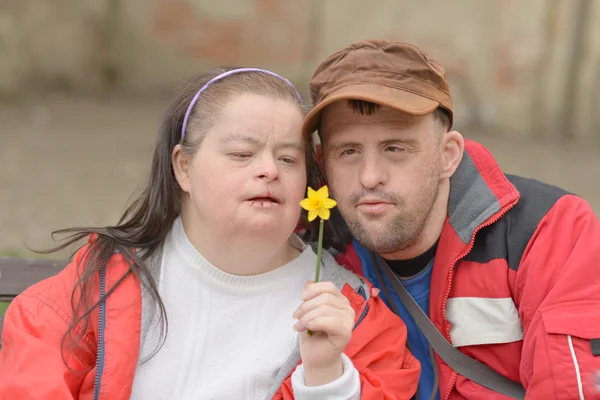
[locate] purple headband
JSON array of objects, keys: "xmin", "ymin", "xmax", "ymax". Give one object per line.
[{"xmin": 180, "ymin": 67, "xmax": 303, "ymax": 142}]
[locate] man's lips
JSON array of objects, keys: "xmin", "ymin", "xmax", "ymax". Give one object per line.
[
  {"xmin": 356, "ymin": 198, "xmax": 393, "ymax": 214},
  {"xmin": 357, "ymin": 197, "xmax": 393, "ymax": 206}
]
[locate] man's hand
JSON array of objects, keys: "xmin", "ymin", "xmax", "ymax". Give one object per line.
[{"xmin": 293, "ymin": 281, "xmax": 356, "ymax": 386}]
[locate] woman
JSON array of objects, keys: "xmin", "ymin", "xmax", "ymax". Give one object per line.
[{"xmin": 0, "ymin": 67, "xmax": 420, "ymax": 399}]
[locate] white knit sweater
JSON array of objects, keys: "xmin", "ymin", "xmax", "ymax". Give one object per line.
[{"xmin": 129, "ymin": 218, "xmax": 360, "ymax": 399}]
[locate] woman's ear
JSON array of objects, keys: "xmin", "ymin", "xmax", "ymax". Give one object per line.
[
  {"xmin": 439, "ymin": 131, "xmax": 465, "ymax": 180},
  {"xmin": 172, "ymin": 144, "xmax": 192, "ymax": 193}
]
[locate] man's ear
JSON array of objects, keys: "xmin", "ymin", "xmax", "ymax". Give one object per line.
[
  {"xmin": 172, "ymin": 144, "xmax": 192, "ymax": 193},
  {"xmin": 440, "ymin": 131, "xmax": 464, "ymax": 180}
]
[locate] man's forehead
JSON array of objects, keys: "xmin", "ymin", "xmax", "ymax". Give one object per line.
[{"xmin": 321, "ymin": 101, "xmax": 420, "ymax": 131}]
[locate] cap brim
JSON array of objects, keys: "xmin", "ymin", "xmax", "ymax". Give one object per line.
[{"xmin": 302, "ymin": 83, "xmax": 439, "ymax": 136}]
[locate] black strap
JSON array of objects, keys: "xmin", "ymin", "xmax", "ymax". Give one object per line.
[
  {"xmin": 373, "ymin": 255, "xmax": 439, "ymax": 400},
  {"xmin": 591, "ymin": 339, "xmax": 600, "ymax": 357},
  {"xmin": 372, "ymin": 253, "xmax": 526, "ymax": 399}
]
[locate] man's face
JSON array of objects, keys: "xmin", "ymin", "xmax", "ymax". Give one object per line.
[{"xmin": 320, "ymin": 101, "xmax": 444, "ymax": 255}]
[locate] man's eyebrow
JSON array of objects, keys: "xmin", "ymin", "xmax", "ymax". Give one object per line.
[
  {"xmin": 326, "ymin": 137, "xmax": 418, "ymax": 151},
  {"xmin": 379, "ymin": 137, "xmax": 419, "ymax": 148},
  {"xmin": 326, "ymin": 141, "xmax": 362, "ymax": 152}
]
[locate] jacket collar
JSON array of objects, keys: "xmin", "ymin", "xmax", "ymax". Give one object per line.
[{"xmin": 448, "ymin": 140, "xmax": 520, "ymax": 244}]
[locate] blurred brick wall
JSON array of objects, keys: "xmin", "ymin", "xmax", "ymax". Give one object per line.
[{"xmin": 1, "ymin": 0, "xmax": 598, "ymax": 140}]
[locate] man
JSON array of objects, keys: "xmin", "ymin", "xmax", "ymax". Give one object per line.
[{"xmin": 302, "ymin": 39, "xmax": 600, "ymax": 399}]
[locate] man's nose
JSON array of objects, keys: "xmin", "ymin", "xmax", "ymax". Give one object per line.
[{"xmin": 359, "ymin": 155, "xmax": 387, "ymax": 189}]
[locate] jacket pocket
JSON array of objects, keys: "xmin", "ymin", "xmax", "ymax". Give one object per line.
[
  {"xmin": 446, "ymin": 296, "xmax": 524, "ymax": 347},
  {"xmin": 541, "ymin": 301, "xmax": 600, "ymax": 399}
]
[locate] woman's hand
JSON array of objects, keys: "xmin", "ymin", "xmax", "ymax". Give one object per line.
[{"xmin": 293, "ymin": 281, "xmax": 356, "ymax": 386}]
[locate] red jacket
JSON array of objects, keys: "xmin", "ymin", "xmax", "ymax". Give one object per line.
[
  {"xmin": 0, "ymin": 241, "xmax": 420, "ymax": 399},
  {"xmin": 337, "ymin": 140, "xmax": 600, "ymax": 399}
]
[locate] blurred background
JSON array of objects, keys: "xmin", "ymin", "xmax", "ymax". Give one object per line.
[{"xmin": 1, "ymin": 0, "xmax": 599, "ymax": 259}]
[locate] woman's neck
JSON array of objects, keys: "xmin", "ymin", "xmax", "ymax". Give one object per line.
[{"xmin": 178, "ymin": 214, "xmax": 300, "ymax": 276}]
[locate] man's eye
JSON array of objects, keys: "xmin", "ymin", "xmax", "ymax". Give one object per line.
[
  {"xmin": 386, "ymin": 146, "xmax": 405, "ymax": 153},
  {"xmin": 340, "ymin": 149, "xmax": 357, "ymax": 157}
]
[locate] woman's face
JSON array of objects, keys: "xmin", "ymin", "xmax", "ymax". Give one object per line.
[{"xmin": 179, "ymin": 93, "xmax": 307, "ymax": 244}]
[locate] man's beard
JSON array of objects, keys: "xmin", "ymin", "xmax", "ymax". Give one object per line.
[{"xmin": 344, "ymin": 183, "xmax": 439, "ymax": 255}]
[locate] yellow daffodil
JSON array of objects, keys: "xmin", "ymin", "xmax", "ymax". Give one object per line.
[
  {"xmin": 299, "ymin": 186, "xmax": 337, "ymax": 336},
  {"xmin": 299, "ymin": 186, "xmax": 337, "ymax": 222}
]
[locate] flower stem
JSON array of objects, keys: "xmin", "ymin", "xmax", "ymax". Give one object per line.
[
  {"xmin": 307, "ymin": 218, "xmax": 325, "ymax": 336},
  {"xmin": 314, "ymin": 218, "xmax": 324, "ymax": 283}
]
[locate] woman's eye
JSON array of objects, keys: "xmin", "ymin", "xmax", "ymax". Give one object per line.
[
  {"xmin": 281, "ymin": 157, "xmax": 296, "ymax": 164},
  {"xmin": 230, "ymin": 152, "xmax": 252, "ymax": 159}
]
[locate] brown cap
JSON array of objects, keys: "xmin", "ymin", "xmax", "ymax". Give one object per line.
[{"xmin": 302, "ymin": 39, "xmax": 453, "ymax": 136}]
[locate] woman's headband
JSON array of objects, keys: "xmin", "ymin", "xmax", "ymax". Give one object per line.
[{"xmin": 180, "ymin": 68, "xmax": 303, "ymax": 142}]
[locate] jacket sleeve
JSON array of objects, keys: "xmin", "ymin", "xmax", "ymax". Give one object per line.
[
  {"xmin": 515, "ymin": 195, "xmax": 600, "ymax": 398},
  {"xmin": 0, "ymin": 279, "xmax": 96, "ymax": 399},
  {"xmin": 275, "ymin": 285, "xmax": 421, "ymax": 399}
]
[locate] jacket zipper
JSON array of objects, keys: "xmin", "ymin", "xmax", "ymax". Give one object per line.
[
  {"xmin": 442, "ymin": 200, "xmax": 517, "ymax": 400},
  {"xmin": 353, "ymin": 285, "xmax": 369, "ymax": 329},
  {"xmin": 93, "ymin": 268, "xmax": 107, "ymax": 400}
]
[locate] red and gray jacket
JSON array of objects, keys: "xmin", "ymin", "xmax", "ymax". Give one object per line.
[
  {"xmin": 0, "ymin": 236, "xmax": 420, "ymax": 399},
  {"xmin": 334, "ymin": 139, "xmax": 600, "ymax": 399}
]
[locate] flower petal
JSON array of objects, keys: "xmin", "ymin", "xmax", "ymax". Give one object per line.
[
  {"xmin": 316, "ymin": 185, "xmax": 329, "ymax": 200},
  {"xmin": 307, "ymin": 187, "xmax": 317, "ymax": 199},
  {"xmin": 317, "ymin": 207, "xmax": 331, "ymax": 220},
  {"xmin": 322, "ymin": 198, "xmax": 337, "ymax": 209},
  {"xmin": 308, "ymin": 208, "xmax": 318, "ymax": 222},
  {"xmin": 299, "ymin": 198, "xmax": 312, "ymax": 211}
]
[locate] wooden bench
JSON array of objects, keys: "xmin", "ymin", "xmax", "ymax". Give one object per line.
[{"xmin": 0, "ymin": 258, "xmax": 67, "ymax": 341}]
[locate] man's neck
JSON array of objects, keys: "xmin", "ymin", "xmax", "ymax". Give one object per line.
[
  {"xmin": 381, "ymin": 180, "xmax": 449, "ymax": 260},
  {"xmin": 384, "ymin": 239, "xmax": 438, "ymax": 279}
]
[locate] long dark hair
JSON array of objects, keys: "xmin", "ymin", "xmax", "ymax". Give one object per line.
[{"xmin": 39, "ymin": 66, "xmax": 347, "ymax": 370}]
